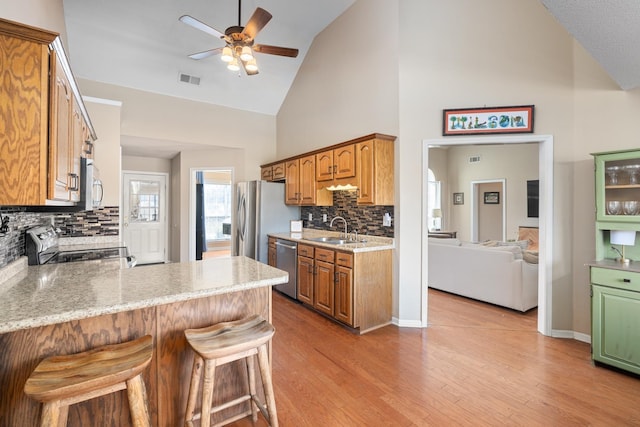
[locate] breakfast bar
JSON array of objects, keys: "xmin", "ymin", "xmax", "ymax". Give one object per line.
[{"xmin": 0, "ymin": 256, "xmax": 287, "ymax": 426}]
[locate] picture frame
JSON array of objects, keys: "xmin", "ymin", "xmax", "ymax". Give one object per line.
[
  {"xmin": 453, "ymin": 192, "xmax": 464, "ymax": 205},
  {"xmin": 443, "ymin": 105, "xmax": 534, "ymax": 136},
  {"xmin": 484, "ymin": 192, "xmax": 500, "ymax": 204}
]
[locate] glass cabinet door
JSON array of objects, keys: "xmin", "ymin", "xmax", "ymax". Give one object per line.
[{"xmin": 595, "ymin": 151, "xmax": 640, "ymax": 222}]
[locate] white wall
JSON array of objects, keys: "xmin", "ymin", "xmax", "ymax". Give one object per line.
[
  {"xmin": 122, "ymin": 156, "xmax": 171, "ymax": 174},
  {"xmin": 445, "ymin": 144, "xmax": 539, "ymax": 242},
  {"xmin": 0, "ymin": 0, "xmax": 67, "ymax": 43}
]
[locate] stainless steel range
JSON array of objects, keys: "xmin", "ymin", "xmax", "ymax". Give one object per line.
[{"xmin": 26, "ymin": 225, "xmax": 136, "ymax": 268}]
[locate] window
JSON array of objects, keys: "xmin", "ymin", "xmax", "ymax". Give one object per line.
[
  {"xmin": 203, "ymin": 182, "xmax": 231, "ymax": 241},
  {"xmin": 427, "ymin": 169, "xmax": 442, "ymax": 231}
]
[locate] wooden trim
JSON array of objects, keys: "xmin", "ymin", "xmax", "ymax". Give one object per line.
[
  {"xmin": 0, "ymin": 17, "xmax": 58, "ymax": 44},
  {"xmin": 260, "ymin": 133, "xmax": 396, "ymax": 169}
]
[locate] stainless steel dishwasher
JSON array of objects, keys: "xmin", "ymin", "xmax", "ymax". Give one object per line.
[{"xmin": 274, "ymin": 239, "xmax": 297, "ymax": 299}]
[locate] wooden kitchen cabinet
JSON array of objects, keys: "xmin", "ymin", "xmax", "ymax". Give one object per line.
[
  {"xmin": 272, "ymin": 163, "xmax": 285, "ymax": 181},
  {"xmin": 261, "ymin": 166, "xmax": 273, "ymax": 181},
  {"xmin": 313, "ymin": 248, "xmax": 335, "ymax": 316},
  {"xmin": 316, "ymin": 145, "xmax": 356, "ymax": 184},
  {"xmin": 0, "ymin": 18, "xmax": 95, "ymax": 206},
  {"xmin": 268, "ymin": 237, "xmax": 277, "ymax": 267},
  {"xmin": 285, "ymin": 156, "xmax": 332, "ymax": 206},
  {"xmin": 297, "ymin": 244, "xmax": 315, "ymax": 304},
  {"xmin": 334, "ymin": 252, "xmax": 354, "ymax": 325},
  {"xmin": 356, "ymin": 136, "xmax": 395, "ymax": 205}
]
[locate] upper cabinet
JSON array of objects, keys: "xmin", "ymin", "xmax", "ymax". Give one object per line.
[
  {"xmin": 261, "ymin": 162, "xmax": 285, "ymax": 182},
  {"xmin": 285, "ymin": 155, "xmax": 332, "ymax": 206},
  {"xmin": 262, "ymin": 133, "xmax": 395, "ymax": 206},
  {"xmin": 594, "ymin": 150, "xmax": 640, "ymax": 223},
  {"xmin": 0, "ymin": 18, "xmax": 96, "ymax": 206},
  {"xmin": 356, "ymin": 136, "xmax": 394, "ymax": 205}
]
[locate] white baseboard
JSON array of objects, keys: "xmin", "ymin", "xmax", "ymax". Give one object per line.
[
  {"xmin": 552, "ymin": 329, "xmax": 591, "ymax": 344},
  {"xmin": 392, "ymin": 317, "xmax": 424, "ymax": 328}
]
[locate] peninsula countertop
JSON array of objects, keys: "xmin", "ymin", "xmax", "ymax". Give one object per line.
[
  {"xmin": 268, "ymin": 229, "xmax": 394, "ymax": 252},
  {"xmin": 0, "ymin": 256, "xmax": 288, "ymax": 334}
]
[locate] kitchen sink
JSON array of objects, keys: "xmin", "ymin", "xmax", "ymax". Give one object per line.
[
  {"xmin": 304, "ymin": 237, "xmax": 347, "ymax": 245},
  {"xmin": 303, "ymin": 236, "xmax": 366, "ymax": 245}
]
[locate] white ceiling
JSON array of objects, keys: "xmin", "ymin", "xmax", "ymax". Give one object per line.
[
  {"xmin": 541, "ymin": 0, "xmax": 640, "ymax": 91},
  {"xmin": 62, "ymin": 0, "xmax": 355, "ymax": 116},
  {"xmin": 61, "ymin": 1, "xmax": 640, "ymax": 158}
]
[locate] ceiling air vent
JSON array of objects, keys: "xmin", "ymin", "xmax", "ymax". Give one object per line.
[
  {"xmin": 469, "ymin": 155, "xmax": 481, "ymax": 163},
  {"xmin": 178, "ymin": 73, "xmax": 201, "ymax": 86}
]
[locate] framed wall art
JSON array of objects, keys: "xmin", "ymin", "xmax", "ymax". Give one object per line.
[
  {"xmin": 453, "ymin": 192, "xmax": 464, "ymax": 205},
  {"xmin": 443, "ymin": 105, "xmax": 534, "ymax": 136},
  {"xmin": 484, "ymin": 192, "xmax": 500, "ymax": 204}
]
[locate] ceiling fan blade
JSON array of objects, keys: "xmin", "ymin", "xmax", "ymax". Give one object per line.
[
  {"xmin": 253, "ymin": 44, "xmax": 299, "ymax": 58},
  {"xmin": 242, "ymin": 7, "xmax": 272, "ymax": 39},
  {"xmin": 179, "ymin": 15, "xmax": 225, "ymax": 39},
  {"xmin": 188, "ymin": 47, "xmax": 223, "ymax": 60}
]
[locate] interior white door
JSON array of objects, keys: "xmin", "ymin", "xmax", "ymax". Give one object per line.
[{"xmin": 123, "ymin": 173, "xmax": 167, "ymax": 264}]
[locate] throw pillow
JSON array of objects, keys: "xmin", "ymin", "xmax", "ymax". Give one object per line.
[
  {"xmin": 523, "ymin": 250, "xmax": 539, "ymax": 264},
  {"xmin": 429, "ymin": 237, "xmax": 461, "ymax": 246},
  {"xmin": 498, "ymin": 240, "xmax": 530, "ymax": 250}
]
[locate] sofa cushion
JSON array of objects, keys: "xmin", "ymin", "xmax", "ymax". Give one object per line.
[
  {"xmin": 487, "ymin": 244, "xmax": 523, "ymax": 259},
  {"xmin": 498, "ymin": 240, "xmax": 530, "ymax": 250}
]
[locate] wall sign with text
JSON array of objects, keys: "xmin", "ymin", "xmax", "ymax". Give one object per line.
[{"xmin": 443, "ymin": 105, "xmax": 534, "ymax": 136}]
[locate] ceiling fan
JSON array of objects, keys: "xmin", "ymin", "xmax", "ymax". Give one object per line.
[{"xmin": 179, "ymin": 0, "xmax": 299, "ymax": 76}]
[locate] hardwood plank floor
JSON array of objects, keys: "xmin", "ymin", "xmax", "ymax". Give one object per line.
[{"xmin": 228, "ymin": 289, "xmax": 640, "ymax": 426}]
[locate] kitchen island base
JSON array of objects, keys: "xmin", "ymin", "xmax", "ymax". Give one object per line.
[{"xmin": 0, "ymin": 287, "xmax": 271, "ymax": 426}]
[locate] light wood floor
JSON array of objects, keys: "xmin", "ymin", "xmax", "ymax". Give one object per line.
[{"xmin": 229, "ymin": 289, "xmax": 640, "ymax": 426}]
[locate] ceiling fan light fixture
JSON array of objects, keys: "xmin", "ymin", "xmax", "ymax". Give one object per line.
[
  {"xmin": 240, "ymin": 46, "xmax": 254, "ymax": 61},
  {"xmin": 227, "ymin": 57, "xmax": 240, "ymax": 71},
  {"xmin": 245, "ymin": 58, "xmax": 258, "ymax": 72},
  {"xmin": 221, "ymin": 46, "xmax": 233, "ymax": 62}
]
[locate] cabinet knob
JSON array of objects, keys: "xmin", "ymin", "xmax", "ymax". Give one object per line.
[{"xmin": 623, "ymin": 278, "xmax": 631, "ymax": 283}]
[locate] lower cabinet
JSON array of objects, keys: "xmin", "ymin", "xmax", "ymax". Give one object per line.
[
  {"xmin": 590, "ymin": 266, "xmax": 640, "ymax": 375},
  {"xmin": 267, "ymin": 237, "xmax": 276, "ymax": 267},
  {"xmin": 296, "ymin": 243, "xmax": 356, "ymax": 327}
]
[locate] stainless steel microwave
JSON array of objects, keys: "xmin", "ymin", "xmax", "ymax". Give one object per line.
[{"xmin": 80, "ymin": 157, "xmax": 103, "ymax": 210}]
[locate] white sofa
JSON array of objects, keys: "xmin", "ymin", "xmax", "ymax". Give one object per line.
[{"xmin": 428, "ymin": 238, "xmax": 538, "ymax": 312}]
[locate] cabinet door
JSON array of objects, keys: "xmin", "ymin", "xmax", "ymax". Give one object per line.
[
  {"xmin": 592, "ymin": 284, "xmax": 640, "ymax": 375},
  {"xmin": 299, "ymin": 155, "xmax": 317, "ymax": 205},
  {"xmin": 315, "ymin": 150, "xmax": 334, "ymax": 182},
  {"xmin": 0, "ymin": 34, "xmax": 49, "ymax": 205},
  {"xmin": 49, "ymin": 53, "xmax": 72, "ymax": 202},
  {"xmin": 268, "ymin": 238, "xmax": 276, "ymax": 267},
  {"xmin": 272, "ymin": 163, "xmax": 286, "ymax": 181},
  {"xmin": 595, "ymin": 151, "xmax": 640, "ymax": 222},
  {"xmin": 314, "ymin": 260, "xmax": 334, "ymax": 316},
  {"xmin": 334, "ymin": 265, "xmax": 353, "ymax": 326},
  {"xmin": 285, "ymin": 160, "xmax": 300, "ymax": 205},
  {"xmin": 297, "ymin": 255, "xmax": 314, "ymax": 304},
  {"xmin": 334, "ymin": 145, "xmax": 356, "ymax": 179},
  {"xmin": 356, "ymin": 140, "xmax": 375, "ymax": 205},
  {"xmin": 261, "ymin": 166, "xmax": 273, "ymax": 181}
]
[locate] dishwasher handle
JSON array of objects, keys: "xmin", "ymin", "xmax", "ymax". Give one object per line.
[{"xmin": 275, "ymin": 241, "xmax": 297, "ymax": 250}]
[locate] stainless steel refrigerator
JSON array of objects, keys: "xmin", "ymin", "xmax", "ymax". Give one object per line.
[{"xmin": 233, "ymin": 181, "xmax": 300, "ymax": 264}]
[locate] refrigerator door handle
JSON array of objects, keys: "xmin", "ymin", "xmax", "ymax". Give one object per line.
[{"xmin": 238, "ymin": 193, "xmax": 246, "ymax": 241}]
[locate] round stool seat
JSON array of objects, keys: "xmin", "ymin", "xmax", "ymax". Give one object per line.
[{"xmin": 24, "ymin": 335, "xmax": 153, "ymax": 427}]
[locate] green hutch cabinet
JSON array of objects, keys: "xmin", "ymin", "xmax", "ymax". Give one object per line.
[{"xmin": 589, "ymin": 149, "xmax": 640, "ymax": 375}]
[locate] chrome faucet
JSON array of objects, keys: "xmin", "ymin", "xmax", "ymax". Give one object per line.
[{"xmin": 330, "ymin": 216, "xmax": 348, "ymax": 239}]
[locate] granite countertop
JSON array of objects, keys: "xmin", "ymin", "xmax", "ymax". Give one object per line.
[
  {"xmin": 268, "ymin": 228, "xmax": 394, "ymax": 252},
  {"xmin": 0, "ymin": 256, "xmax": 287, "ymax": 334}
]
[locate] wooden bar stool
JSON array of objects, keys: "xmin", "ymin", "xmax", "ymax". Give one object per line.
[
  {"xmin": 184, "ymin": 315, "xmax": 278, "ymax": 427},
  {"xmin": 24, "ymin": 335, "xmax": 153, "ymax": 427}
]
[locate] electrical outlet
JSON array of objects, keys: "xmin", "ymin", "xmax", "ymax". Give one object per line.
[
  {"xmin": 382, "ymin": 212, "xmax": 392, "ymax": 227},
  {"xmin": 308, "ymin": 213, "xmax": 313, "ymax": 221},
  {"xmin": 323, "ymin": 214, "xmax": 327, "ymax": 222}
]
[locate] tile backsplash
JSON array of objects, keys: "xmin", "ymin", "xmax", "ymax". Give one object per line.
[
  {"xmin": 301, "ymin": 191, "xmax": 394, "ymax": 238},
  {"xmin": 0, "ymin": 206, "xmax": 119, "ymax": 269}
]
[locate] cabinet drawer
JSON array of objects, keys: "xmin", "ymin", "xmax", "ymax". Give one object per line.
[
  {"xmin": 315, "ymin": 247, "xmax": 335, "ymax": 262},
  {"xmin": 335, "ymin": 252, "xmax": 353, "ymax": 268},
  {"xmin": 298, "ymin": 244, "xmax": 314, "ymax": 258},
  {"xmin": 591, "ymin": 267, "xmax": 640, "ymax": 292}
]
